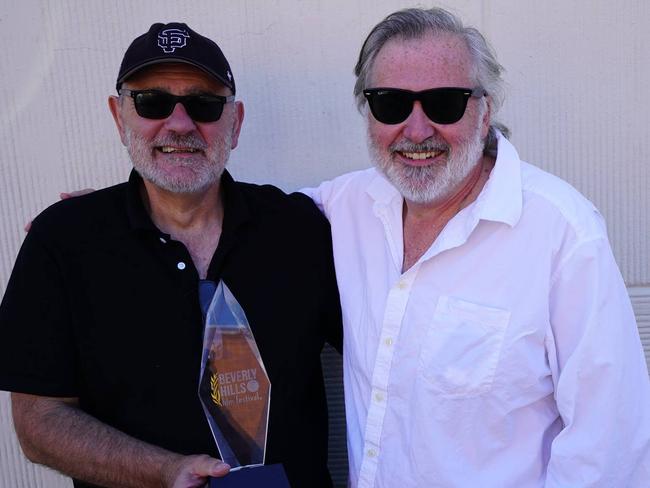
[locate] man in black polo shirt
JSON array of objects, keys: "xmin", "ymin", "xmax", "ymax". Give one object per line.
[{"xmin": 0, "ymin": 23, "xmax": 341, "ymax": 488}]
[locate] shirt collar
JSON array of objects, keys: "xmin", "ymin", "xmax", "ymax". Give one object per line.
[
  {"xmin": 365, "ymin": 170, "xmax": 402, "ymax": 206},
  {"xmin": 125, "ymin": 169, "xmax": 251, "ymax": 234},
  {"xmin": 364, "ymin": 131, "xmax": 523, "ymax": 227},
  {"xmin": 471, "ymin": 132, "xmax": 523, "ymax": 227},
  {"xmin": 219, "ymin": 170, "xmax": 252, "ymax": 236},
  {"xmin": 125, "ymin": 170, "xmax": 155, "ymax": 232}
]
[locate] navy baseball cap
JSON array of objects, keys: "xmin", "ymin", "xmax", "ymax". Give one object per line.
[{"xmin": 116, "ymin": 22, "xmax": 235, "ymax": 94}]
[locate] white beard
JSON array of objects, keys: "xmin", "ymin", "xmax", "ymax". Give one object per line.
[
  {"xmin": 369, "ymin": 119, "xmax": 486, "ymax": 205},
  {"xmin": 124, "ymin": 128, "xmax": 231, "ymax": 194}
]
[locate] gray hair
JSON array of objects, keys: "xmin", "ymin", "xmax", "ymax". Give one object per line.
[{"xmin": 354, "ymin": 7, "xmax": 509, "ymax": 152}]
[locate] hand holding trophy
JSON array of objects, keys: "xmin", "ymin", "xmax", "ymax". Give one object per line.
[{"xmin": 198, "ymin": 281, "xmax": 290, "ymax": 487}]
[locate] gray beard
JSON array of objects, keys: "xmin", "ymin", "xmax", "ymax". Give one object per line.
[
  {"xmin": 124, "ymin": 129, "xmax": 231, "ymax": 194},
  {"xmin": 369, "ymin": 124, "xmax": 486, "ymax": 205}
]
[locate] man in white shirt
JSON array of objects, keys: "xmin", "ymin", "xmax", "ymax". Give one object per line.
[{"xmin": 306, "ymin": 7, "xmax": 650, "ymax": 487}]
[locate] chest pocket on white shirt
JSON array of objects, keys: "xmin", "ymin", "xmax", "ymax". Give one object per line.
[{"xmin": 418, "ymin": 295, "xmax": 510, "ymax": 397}]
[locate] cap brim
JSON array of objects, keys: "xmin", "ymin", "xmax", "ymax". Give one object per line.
[{"xmin": 117, "ymin": 57, "xmax": 234, "ymax": 92}]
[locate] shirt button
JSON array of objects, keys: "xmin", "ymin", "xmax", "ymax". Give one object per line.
[
  {"xmin": 375, "ymin": 392, "xmax": 384, "ymax": 402},
  {"xmin": 397, "ymin": 281, "xmax": 407, "ymax": 290},
  {"xmin": 384, "ymin": 338, "xmax": 393, "ymax": 346},
  {"xmin": 367, "ymin": 448, "xmax": 377, "ymax": 458},
  {"xmin": 159, "ymin": 237, "xmax": 167, "ymax": 244},
  {"xmin": 177, "ymin": 262, "xmax": 186, "ymax": 270}
]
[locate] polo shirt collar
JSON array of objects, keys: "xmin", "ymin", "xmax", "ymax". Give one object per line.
[
  {"xmin": 125, "ymin": 170, "xmax": 156, "ymax": 232},
  {"xmin": 219, "ymin": 170, "xmax": 252, "ymax": 236},
  {"xmin": 365, "ymin": 131, "xmax": 523, "ymax": 227},
  {"xmin": 125, "ymin": 169, "xmax": 251, "ymax": 234}
]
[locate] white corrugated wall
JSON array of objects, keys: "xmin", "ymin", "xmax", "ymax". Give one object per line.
[{"xmin": 0, "ymin": 1, "xmax": 648, "ymax": 486}]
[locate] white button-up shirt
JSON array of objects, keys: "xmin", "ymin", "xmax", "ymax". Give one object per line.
[{"xmin": 304, "ymin": 135, "xmax": 650, "ymax": 487}]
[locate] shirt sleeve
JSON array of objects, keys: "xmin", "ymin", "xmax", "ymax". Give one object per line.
[
  {"xmin": 319, "ymin": 217, "xmax": 343, "ymax": 354},
  {"xmin": 545, "ymin": 237, "xmax": 650, "ymax": 487},
  {"xmin": 299, "ymin": 178, "xmax": 337, "ymax": 218},
  {"xmin": 299, "ymin": 185, "xmax": 325, "ymax": 212},
  {"xmin": 299, "ymin": 184, "xmax": 342, "ymax": 351},
  {"xmin": 0, "ymin": 225, "xmax": 79, "ymax": 397}
]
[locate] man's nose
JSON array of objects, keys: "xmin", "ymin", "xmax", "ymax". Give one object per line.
[
  {"xmin": 402, "ymin": 101, "xmax": 435, "ymax": 143},
  {"xmin": 164, "ymin": 102, "xmax": 197, "ymax": 134}
]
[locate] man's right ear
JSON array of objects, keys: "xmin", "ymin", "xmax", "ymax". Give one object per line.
[{"xmin": 108, "ymin": 95, "xmax": 128, "ymax": 146}]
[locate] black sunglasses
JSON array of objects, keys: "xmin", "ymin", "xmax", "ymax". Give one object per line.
[
  {"xmin": 119, "ymin": 89, "xmax": 235, "ymax": 123},
  {"xmin": 363, "ymin": 87, "xmax": 486, "ymax": 125}
]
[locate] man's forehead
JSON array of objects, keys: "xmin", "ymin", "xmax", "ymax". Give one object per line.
[
  {"xmin": 124, "ymin": 62, "xmax": 230, "ymax": 93},
  {"xmin": 370, "ymin": 33, "xmax": 474, "ymax": 87}
]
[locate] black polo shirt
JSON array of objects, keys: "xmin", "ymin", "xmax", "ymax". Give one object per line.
[{"xmin": 0, "ymin": 170, "xmax": 342, "ymax": 488}]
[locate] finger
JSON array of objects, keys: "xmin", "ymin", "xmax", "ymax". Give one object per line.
[
  {"xmin": 191, "ymin": 455, "xmax": 230, "ymax": 478},
  {"xmin": 60, "ymin": 188, "xmax": 96, "ymax": 200}
]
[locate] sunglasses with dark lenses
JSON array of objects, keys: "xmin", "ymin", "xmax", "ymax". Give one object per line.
[
  {"xmin": 119, "ymin": 89, "xmax": 235, "ymax": 123},
  {"xmin": 363, "ymin": 87, "xmax": 486, "ymax": 125}
]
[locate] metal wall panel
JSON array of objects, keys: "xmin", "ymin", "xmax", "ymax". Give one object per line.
[{"xmin": 632, "ymin": 288, "xmax": 650, "ymax": 367}]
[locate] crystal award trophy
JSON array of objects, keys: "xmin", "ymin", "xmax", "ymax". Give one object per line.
[{"xmin": 198, "ymin": 281, "xmax": 290, "ymax": 487}]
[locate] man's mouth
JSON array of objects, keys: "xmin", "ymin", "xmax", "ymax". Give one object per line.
[
  {"xmin": 398, "ymin": 149, "xmax": 445, "ymax": 161},
  {"xmin": 158, "ymin": 146, "xmax": 200, "ymax": 154}
]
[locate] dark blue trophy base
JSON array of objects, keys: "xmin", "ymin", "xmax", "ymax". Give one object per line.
[{"xmin": 209, "ymin": 464, "xmax": 290, "ymax": 487}]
